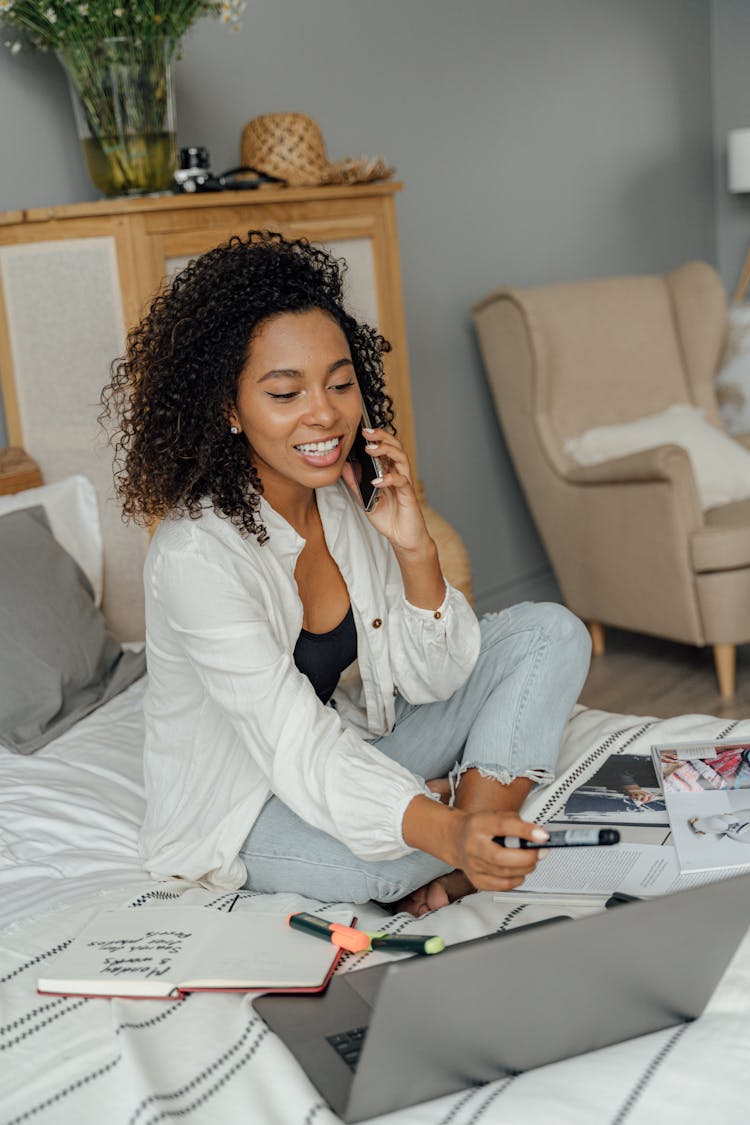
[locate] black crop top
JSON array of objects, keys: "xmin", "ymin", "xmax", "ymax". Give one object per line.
[{"xmin": 293, "ymin": 604, "xmax": 358, "ymax": 704}]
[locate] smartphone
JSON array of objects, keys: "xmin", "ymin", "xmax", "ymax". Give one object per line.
[{"xmin": 347, "ymin": 402, "xmax": 384, "ymax": 512}]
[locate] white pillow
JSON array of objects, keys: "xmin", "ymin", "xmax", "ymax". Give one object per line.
[
  {"xmin": 564, "ymin": 404, "xmax": 750, "ymax": 511},
  {"xmin": 0, "ymin": 474, "xmax": 103, "ymax": 604}
]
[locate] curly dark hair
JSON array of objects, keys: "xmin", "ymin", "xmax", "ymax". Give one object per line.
[{"xmin": 101, "ymin": 230, "xmax": 395, "ymax": 543}]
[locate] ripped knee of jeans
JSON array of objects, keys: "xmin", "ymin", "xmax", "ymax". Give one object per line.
[{"xmin": 447, "ymin": 761, "xmax": 555, "ymax": 806}]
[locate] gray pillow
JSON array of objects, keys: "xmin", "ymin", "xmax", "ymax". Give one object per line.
[{"xmin": 0, "ymin": 506, "xmax": 146, "ymax": 754}]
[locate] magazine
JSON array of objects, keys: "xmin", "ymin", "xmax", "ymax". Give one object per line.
[
  {"xmin": 554, "ymin": 753, "xmax": 669, "ymax": 827},
  {"xmin": 652, "ymin": 740, "xmax": 750, "ymax": 875}
]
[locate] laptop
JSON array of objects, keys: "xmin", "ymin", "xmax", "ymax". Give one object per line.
[{"xmin": 254, "ymin": 873, "xmax": 750, "ymax": 1122}]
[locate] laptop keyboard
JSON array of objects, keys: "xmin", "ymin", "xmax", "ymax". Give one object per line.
[{"xmin": 327, "ymin": 1026, "xmax": 368, "ymax": 1070}]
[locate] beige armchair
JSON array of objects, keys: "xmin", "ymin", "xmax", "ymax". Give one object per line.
[{"xmin": 472, "ymin": 260, "xmax": 750, "ymax": 698}]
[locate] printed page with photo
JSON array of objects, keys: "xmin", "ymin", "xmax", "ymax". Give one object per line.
[
  {"xmin": 554, "ymin": 753, "xmax": 670, "ymax": 827},
  {"xmin": 653, "ymin": 741, "xmax": 750, "ymax": 875}
]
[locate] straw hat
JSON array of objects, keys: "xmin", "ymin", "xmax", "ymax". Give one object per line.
[{"xmin": 240, "ymin": 112, "xmax": 394, "ymax": 188}]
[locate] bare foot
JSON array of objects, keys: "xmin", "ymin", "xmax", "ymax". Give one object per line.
[{"xmin": 393, "ymin": 870, "xmax": 474, "ymax": 918}]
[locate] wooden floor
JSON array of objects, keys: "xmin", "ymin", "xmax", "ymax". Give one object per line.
[{"xmin": 578, "ymin": 627, "xmax": 750, "ymax": 720}]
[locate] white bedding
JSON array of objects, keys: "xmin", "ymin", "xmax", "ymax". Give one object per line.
[{"xmin": 2, "ymin": 684, "xmax": 750, "ymax": 1124}]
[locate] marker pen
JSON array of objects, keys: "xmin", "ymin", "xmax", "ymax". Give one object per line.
[
  {"xmin": 368, "ymin": 932, "xmax": 445, "ymax": 955},
  {"xmin": 287, "ymin": 912, "xmax": 445, "ymax": 955},
  {"xmin": 288, "ymin": 912, "xmax": 370, "ymax": 953},
  {"xmin": 493, "ymin": 828, "xmax": 620, "ymax": 849}
]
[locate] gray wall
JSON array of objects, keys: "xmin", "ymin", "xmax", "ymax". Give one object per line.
[
  {"xmin": 711, "ymin": 0, "xmax": 750, "ymax": 297},
  {"xmin": 0, "ymin": 0, "xmax": 717, "ymax": 612}
]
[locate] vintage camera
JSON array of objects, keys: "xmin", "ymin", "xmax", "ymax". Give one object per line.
[
  {"xmin": 172, "ymin": 147, "xmax": 284, "ymax": 193},
  {"xmin": 173, "ymin": 147, "xmax": 223, "ymax": 193}
]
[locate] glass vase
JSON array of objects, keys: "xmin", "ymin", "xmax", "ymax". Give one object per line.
[{"xmin": 57, "ymin": 36, "xmax": 178, "ymax": 198}]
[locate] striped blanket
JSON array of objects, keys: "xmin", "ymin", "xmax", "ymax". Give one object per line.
[{"xmin": 2, "ymin": 685, "xmax": 749, "ymax": 1125}]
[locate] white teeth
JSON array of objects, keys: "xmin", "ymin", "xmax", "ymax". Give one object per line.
[{"xmin": 296, "ymin": 438, "xmax": 340, "ymax": 453}]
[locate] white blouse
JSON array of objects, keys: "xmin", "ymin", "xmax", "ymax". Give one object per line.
[{"xmin": 139, "ymin": 482, "xmax": 481, "ymax": 889}]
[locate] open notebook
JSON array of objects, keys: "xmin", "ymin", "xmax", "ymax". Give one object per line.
[{"xmin": 37, "ymin": 906, "xmax": 353, "ymax": 1000}]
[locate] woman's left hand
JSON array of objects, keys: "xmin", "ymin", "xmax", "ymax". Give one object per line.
[{"xmin": 342, "ymin": 427, "xmax": 431, "ymax": 553}]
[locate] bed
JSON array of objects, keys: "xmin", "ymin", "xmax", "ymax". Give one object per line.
[{"xmin": 3, "ymin": 467, "xmax": 750, "ymax": 1125}]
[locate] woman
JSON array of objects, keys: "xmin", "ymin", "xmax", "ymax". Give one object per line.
[
  {"xmin": 688, "ymin": 811, "xmax": 750, "ymax": 842},
  {"xmin": 103, "ymin": 231, "xmax": 591, "ymax": 916}
]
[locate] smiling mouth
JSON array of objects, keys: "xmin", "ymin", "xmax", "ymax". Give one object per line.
[{"xmin": 294, "ymin": 436, "xmax": 344, "ymax": 467}]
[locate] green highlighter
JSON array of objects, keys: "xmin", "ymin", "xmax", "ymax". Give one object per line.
[{"xmin": 367, "ymin": 931, "xmax": 445, "ymax": 955}]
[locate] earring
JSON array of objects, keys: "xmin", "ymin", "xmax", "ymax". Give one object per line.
[{"xmin": 230, "ymin": 425, "xmax": 240, "ymax": 435}]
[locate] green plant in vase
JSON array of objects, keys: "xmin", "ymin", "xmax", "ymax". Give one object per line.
[{"xmin": 1, "ymin": 1, "xmax": 245, "ymax": 197}]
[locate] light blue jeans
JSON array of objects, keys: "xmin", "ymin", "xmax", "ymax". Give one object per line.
[{"xmin": 240, "ymin": 603, "xmax": 591, "ymax": 904}]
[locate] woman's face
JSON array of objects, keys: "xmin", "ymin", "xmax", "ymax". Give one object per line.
[{"xmin": 230, "ymin": 308, "xmax": 363, "ymax": 504}]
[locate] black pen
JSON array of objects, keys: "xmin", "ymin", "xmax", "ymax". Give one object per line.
[
  {"xmin": 605, "ymin": 892, "xmax": 641, "ymax": 909},
  {"xmin": 494, "ymin": 828, "xmax": 620, "ymax": 849}
]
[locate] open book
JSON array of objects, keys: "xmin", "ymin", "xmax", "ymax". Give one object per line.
[
  {"xmin": 37, "ymin": 906, "xmax": 354, "ymax": 1000},
  {"xmin": 517, "ymin": 836, "xmax": 749, "ymax": 898},
  {"xmin": 652, "ymin": 739, "xmax": 750, "ymax": 875}
]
